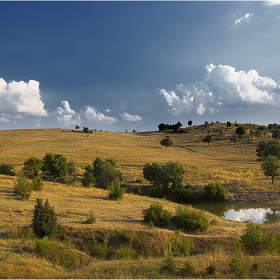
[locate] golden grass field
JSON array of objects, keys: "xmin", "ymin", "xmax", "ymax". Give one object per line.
[{"xmin": 0, "ymin": 124, "xmax": 280, "ymax": 278}]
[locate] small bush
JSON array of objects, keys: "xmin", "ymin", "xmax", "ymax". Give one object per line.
[
  {"xmin": 241, "ymin": 222, "xmax": 279, "ymax": 254},
  {"xmin": 174, "ymin": 207, "xmax": 209, "ymax": 232},
  {"xmin": 112, "ymin": 245, "xmax": 137, "ymax": 260},
  {"xmin": 13, "ymin": 176, "xmax": 32, "ymax": 200},
  {"xmin": 59, "ymin": 246, "xmax": 77, "ymax": 269},
  {"xmin": 84, "ymin": 211, "xmax": 96, "ymax": 224},
  {"xmin": 203, "ymin": 182, "xmax": 226, "ymax": 201},
  {"xmin": 88, "ymin": 232, "xmax": 109, "ymax": 260},
  {"xmin": 121, "ymin": 230, "xmax": 134, "ymax": 244},
  {"xmin": 82, "ymin": 170, "xmax": 95, "ymax": 187},
  {"xmin": 0, "ymin": 162, "xmax": 15, "ymax": 176},
  {"xmin": 161, "ymin": 255, "xmax": 176, "ymax": 270},
  {"xmin": 108, "ymin": 181, "xmax": 125, "ymax": 200},
  {"xmin": 229, "ymin": 255, "xmax": 251, "ymax": 279},
  {"xmin": 206, "ymin": 264, "xmax": 217, "ymax": 276},
  {"xmin": 173, "ymin": 185, "xmax": 193, "ymax": 201},
  {"xmin": 165, "ymin": 231, "xmax": 192, "ymax": 257},
  {"xmin": 143, "ymin": 203, "xmax": 173, "ymax": 228},
  {"xmin": 31, "ymin": 176, "xmax": 44, "ymax": 191},
  {"xmin": 35, "ymin": 237, "xmax": 55, "ymax": 258},
  {"xmin": 62, "ymin": 175, "xmax": 74, "ymax": 185},
  {"xmin": 184, "ymin": 259, "xmax": 195, "ymax": 275}
]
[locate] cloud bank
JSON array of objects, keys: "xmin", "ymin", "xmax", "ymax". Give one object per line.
[
  {"xmin": 160, "ymin": 64, "xmax": 280, "ymax": 117},
  {"xmin": 0, "ymin": 78, "xmax": 47, "ymax": 123}
]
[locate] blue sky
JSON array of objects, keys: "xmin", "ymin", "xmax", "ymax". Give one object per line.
[{"xmin": 0, "ymin": 1, "xmax": 280, "ymax": 131}]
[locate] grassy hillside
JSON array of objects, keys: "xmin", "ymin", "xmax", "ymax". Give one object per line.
[{"xmin": 0, "ymin": 123, "xmax": 280, "ymax": 278}]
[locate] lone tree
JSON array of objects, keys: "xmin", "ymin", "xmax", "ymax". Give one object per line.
[
  {"xmin": 203, "ymin": 134, "xmax": 214, "ymax": 146},
  {"xmin": 226, "ymin": 121, "xmax": 232, "ymax": 129},
  {"xmin": 235, "ymin": 126, "xmax": 246, "ymax": 138},
  {"xmin": 32, "ymin": 198, "xmax": 58, "ymax": 238},
  {"xmin": 41, "ymin": 153, "xmax": 68, "ymax": 182},
  {"xmin": 188, "ymin": 120, "xmax": 193, "ymax": 126},
  {"xmin": 160, "ymin": 136, "xmax": 174, "ymax": 149},
  {"xmin": 22, "ymin": 156, "xmax": 42, "ymax": 179},
  {"xmin": 75, "ymin": 125, "xmax": 80, "ymax": 130},
  {"xmin": 261, "ymin": 155, "xmax": 280, "ymax": 184}
]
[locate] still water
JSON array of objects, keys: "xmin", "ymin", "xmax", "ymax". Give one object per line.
[{"xmin": 192, "ymin": 203, "xmax": 280, "ymax": 224}]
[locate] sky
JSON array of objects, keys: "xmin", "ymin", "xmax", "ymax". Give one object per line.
[{"xmin": 0, "ymin": 1, "xmax": 280, "ymax": 132}]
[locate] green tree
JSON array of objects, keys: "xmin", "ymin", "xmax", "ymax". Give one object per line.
[
  {"xmin": 0, "ymin": 162, "xmax": 15, "ymax": 176},
  {"xmin": 203, "ymin": 134, "xmax": 214, "ymax": 146},
  {"xmin": 272, "ymin": 129, "xmax": 280, "ymax": 140},
  {"xmin": 256, "ymin": 140, "xmax": 280, "ymax": 159},
  {"xmin": 261, "ymin": 155, "xmax": 280, "ymax": 184},
  {"xmin": 235, "ymin": 126, "xmax": 246, "ymax": 138},
  {"xmin": 160, "ymin": 136, "xmax": 174, "ymax": 149},
  {"xmin": 22, "ymin": 156, "xmax": 42, "ymax": 178},
  {"xmin": 41, "ymin": 153, "xmax": 68, "ymax": 182},
  {"xmin": 82, "ymin": 165, "xmax": 95, "ymax": 187},
  {"xmin": 226, "ymin": 121, "xmax": 232, "ymax": 129},
  {"xmin": 143, "ymin": 203, "xmax": 173, "ymax": 227},
  {"xmin": 143, "ymin": 161, "xmax": 184, "ymax": 191},
  {"xmin": 93, "ymin": 157, "xmax": 122, "ymax": 189},
  {"xmin": 188, "ymin": 120, "xmax": 193, "ymax": 126},
  {"xmin": 32, "ymin": 198, "xmax": 58, "ymax": 238},
  {"xmin": 13, "ymin": 176, "xmax": 33, "ymax": 200}
]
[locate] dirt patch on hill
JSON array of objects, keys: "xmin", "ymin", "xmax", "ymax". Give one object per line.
[{"xmin": 226, "ymin": 191, "xmax": 280, "ymax": 203}]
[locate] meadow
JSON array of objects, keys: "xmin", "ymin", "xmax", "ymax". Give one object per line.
[{"xmin": 0, "ymin": 123, "xmax": 280, "ymax": 278}]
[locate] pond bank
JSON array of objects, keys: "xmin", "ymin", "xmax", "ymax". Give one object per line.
[{"xmin": 226, "ymin": 191, "xmax": 280, "ymax": 204}]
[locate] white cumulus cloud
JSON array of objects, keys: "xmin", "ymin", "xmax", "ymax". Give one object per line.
[
  {"xmin": 264, "ymin": 1, "xmax": 280, "ymax": 6},
  {"xmin": 0, "ymin": 78, "xmax": 47, "ymax": 123},
  {"xmin": 120, "ymin": 111, "xmax": 142, "ymax": 121},
  {"xmin": 160, "ymin": 63, "xmax": 280, "ymax": 117},
  {"xmin": 55, "ymin": 101, "xmax": 116, "ymax": 127},
  {"xmin": 81, "ymin": 106, "xmax": 116, "ymax": 124}
]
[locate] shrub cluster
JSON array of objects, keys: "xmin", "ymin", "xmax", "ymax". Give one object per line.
[
  {"xmin": 203, "ymin": 182, "xmax": 226, "ymax": 201},
  {"xmin": 142, "ymin": 203, "xmax": 209, "ymax": 232},
  {"xmin": 0, "ymin": 162, "xmax": 15, "ymax": 176},
  {"xmin": 14, "ymin": 176, "xmax": 44, "ymax": 200},
  {"xmin": 142, "ymin": 203, "xmax": 173, "ymax": 227}
]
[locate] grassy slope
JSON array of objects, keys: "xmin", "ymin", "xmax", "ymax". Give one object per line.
[{"xmin": 0, "ymin": 124, "xmax": 280, "ymax": 278}]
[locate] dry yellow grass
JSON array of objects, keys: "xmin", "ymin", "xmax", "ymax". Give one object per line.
[{"xmin": 0, "ymin": 124, "xmax": 280, "ymax": 278}]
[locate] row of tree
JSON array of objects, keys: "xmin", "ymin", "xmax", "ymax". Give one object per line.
[{"xmin": 158, "ymin": 122, "xmax": 182, "ymax": 132}]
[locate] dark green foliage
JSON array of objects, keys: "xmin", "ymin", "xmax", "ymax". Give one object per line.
[
  {"xmin": 93, "ymin": 157, "xmax": 123, "ymax": 189},
  {"xmin": 261, "ymin": 155, "xmax": 280, "ymax": 184},
  {"xmin": 272, "ymin": 129, "xmax": 280, "ymax": 140},
  {"xmin": 160, "ymin": 136, "xmax": 173, "ymax": 149},
  {"xmin": 32, "ymin": 198, "xmax": 58, "ymax": 238},
  {"xmin": 203, "ymin": 182, "xmax": 226, "ymax": 201},
  {"xmin": 0, "ymin": 162, "xmax": 15, "ymax": 176},
  {"xmin": 143, "ymin": 161, "xmax": 184, "ymax": 191},
  {"xmin": 206, "ymin": 264, "xmax": 217, "ymax": 276},
  {"xmin": 188, "ymin": 120, "xmax": 193, "ymax": 126},
  {"xmin": 82, "ymin": 165, "xmax": 95, "ymax": 187},
  {"xmin": 235, "ymin": 126, "xmax": 246, "ymax": 137},
  {"xmin": 203, "ymin": 134, "xmax": 214, "ymax": 145},
  {"xmin": 256, "ymin": 140, "xmax": 280, "ymax": 159},
  {"xmin": 226, "ymin": 121, "xmax": 232, "ymax": 128},
  {"xmin": 22, "ymin": 157, "xmax": 42, "ymax": 178},
  {"xmin": 173, "ymin": 185, "xmax": 193, "ymax": 201},
  {"xmin": 31, "ymin": 176, "xmax": 44, "ymax": 191},
  {"xmin": 13, "ymin": 176, "xmax": 32, "ymax": 199},
  {"xmin": 108, "ymin": 181, "xmax": 125, "ymax": 200},
  {"xmin": 240, "ymin": 223, "xmax": 279, "ymax": 255},
  {"xmin": 143, "ymin": 203, "xmax": 172, "ymax": 227},
  {"xmin": 41, "ymin": 153, "xmax": 68, "ymax": 182},
  {"xmin": 174, "ymin": 207, "xmax": 209, "ymax": 232},
  {"xmin": 66, "ymin": 160, "xmax": 76, "ymax": 176}
]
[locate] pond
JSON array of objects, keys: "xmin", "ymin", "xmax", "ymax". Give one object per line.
[{"xmin": 192, "ymin": 203, "xmax": 280, "ymax": 224}]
